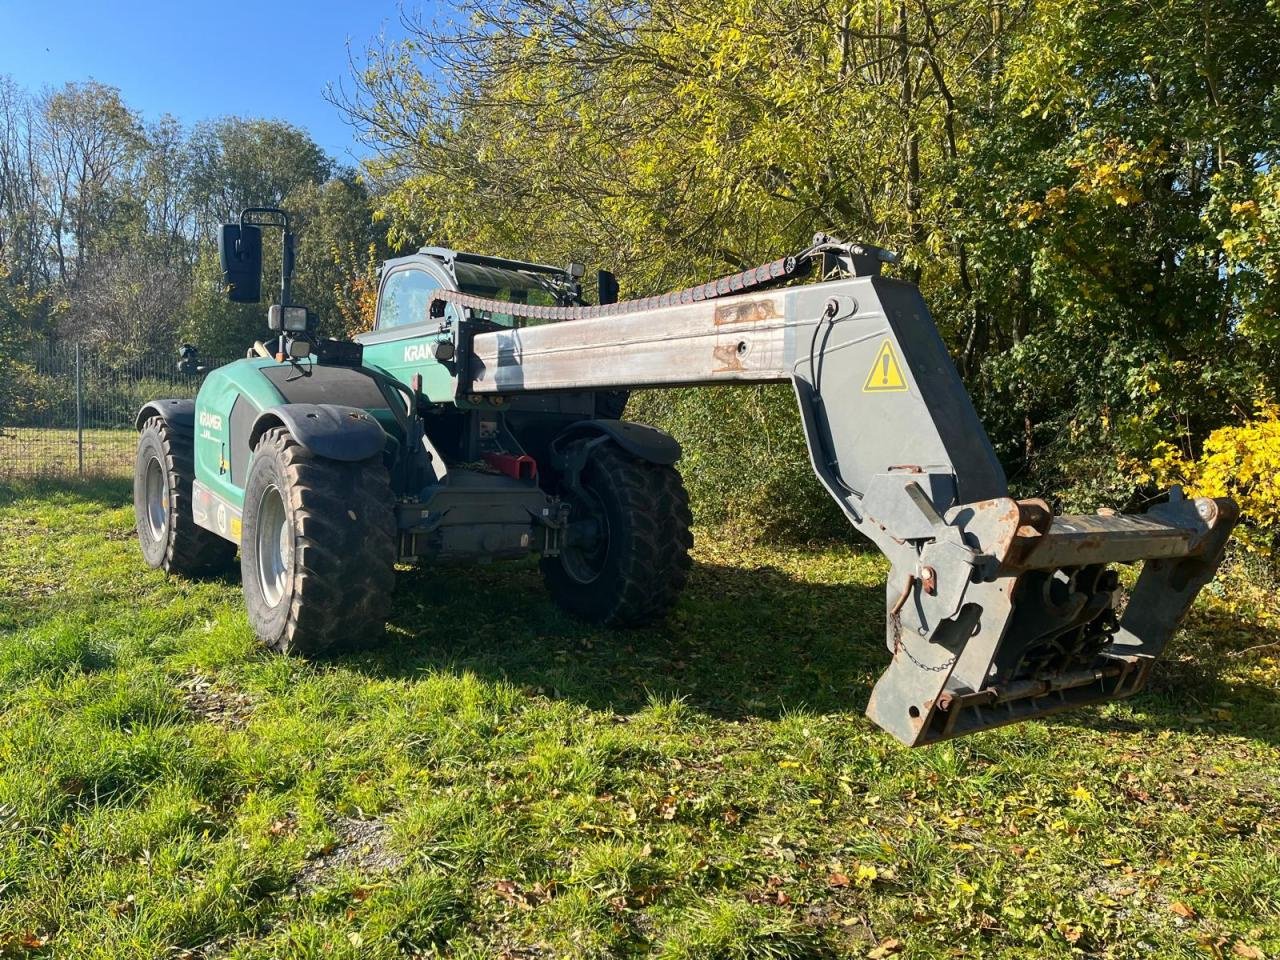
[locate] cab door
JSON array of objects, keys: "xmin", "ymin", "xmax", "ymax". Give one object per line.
[{"xmin": 357, "ymin": 260, "xmax": 461, "ymax": 404}]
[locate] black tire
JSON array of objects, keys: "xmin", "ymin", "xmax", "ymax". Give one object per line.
[
  {"xmin": 240, "ymin": 427, "xmax": 396, "ymax": 655},
  {"xmin": 134, "ymin": 416, "xmax": 237, "ymax": 576},
  {"xmin": 541, "ymin": 442, "xmax": 693, "ymax": 626}
]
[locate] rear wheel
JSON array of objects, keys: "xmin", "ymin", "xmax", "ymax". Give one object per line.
[
  {"xmin": 240, "ymin": 427, "xmax": 396, "ymax": 655},
  {"xmin": 541, "ymin": 442, "xmax": 692, "ymax": 626},
  {"xmin": 133, "ymin": 416, "xmax": 237, "ymax": 576}
]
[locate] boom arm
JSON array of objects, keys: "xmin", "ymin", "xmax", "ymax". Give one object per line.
[{"xmin": 432, "ymin": 249, "xmax": 1237, "ymax": 746}]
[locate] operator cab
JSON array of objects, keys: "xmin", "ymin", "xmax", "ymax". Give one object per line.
[{"xmin": 371, "ymin": 248, "xmax": 591, "ymax": 334}]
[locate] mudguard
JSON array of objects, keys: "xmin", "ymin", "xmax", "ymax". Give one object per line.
[
  {"xmin": 248, "ymin": 403, "xmax": 387, "ymax": 462},
  {"xmin": 554, "ymin": 419, "xmax": 682, "ymax": 466},
  {"xmin": 135, "ymin": 399, "xmax": 195, "ymax": 431}
]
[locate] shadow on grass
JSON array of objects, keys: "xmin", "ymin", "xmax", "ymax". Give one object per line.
[
  {"xmin": 1047, "ymin": 643, "xmax": 1280, "ymax": 746},
  {"xmin": 363, "ymin": 557, "xmax": 1280, "ymax": 744},
  {"xmin": 363, "ymin": 558, "xmax": 887, "ymax": 721},
  {"xmin": 0, "ymin": 475, "xmax": 132, "ymax": 509}
]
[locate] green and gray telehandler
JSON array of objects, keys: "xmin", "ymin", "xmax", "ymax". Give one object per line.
[{"xmin": 133, "ymin": 208, "xmax": 1238, "ymax": 746}]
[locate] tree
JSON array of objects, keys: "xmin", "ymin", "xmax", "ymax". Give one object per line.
[
  {"xmin": 187, "ymin": 118, "xmax": 333, "ymax": 232},
  {"xmin": 0, "ymin": 76, "xmax": 46, "ymax": 289},
  {"xmin": 136, "ymin": 114, "xmax": 200, "ymax": 263},
  {"xmin": 61, "ymin": 246, "xmax": 187, "ymax": 357},
  {"xmin": 35, "ymin": 81, "xmax": 143, "ymax": 283},
  {"xmin": 340, "ymin": 0, "xmax": 1280, "ymax": 534},
  {"xmin": 285, "ymin": 172, "xmax": 389, "ymax": 335},
  {"xmin": 960, "ymin": 0, "xmax": 1280, "ymax": 505}
]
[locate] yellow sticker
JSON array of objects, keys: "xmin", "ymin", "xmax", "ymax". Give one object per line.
[
  {"xmin": 230, "ymin": 517, "xmax": 242, "ymax": 542},
  {"xmin": 862, "ymin": 339, "xmax": 908, "ymax": 392}
]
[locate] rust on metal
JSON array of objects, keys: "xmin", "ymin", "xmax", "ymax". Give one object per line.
[
  {"xmin": 712, "ymin": 341, "xmax": 747, "ymax": 373},
  {"xmin": 921, "ymin": 565, "xmax": 937, "ymax": 596},
  {"xmin": 888, "ymin": 574, "xmax": 916, "ymax": 655},
  {"xmin": 425, "ymin": 253, "xmax": 806, "ymax": 326},
  {"xmin": 1015, "ymin": 498, "xmax": 1053, "ymax": 537},
  {"xmin": 713, "ymin": 297, "xmax": 781, "ymax": 326}
]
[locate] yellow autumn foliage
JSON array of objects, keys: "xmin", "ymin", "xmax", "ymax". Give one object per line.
[{"xmin": 1151, "ymin": 404, "xmax": 1280, "ymax": 555}]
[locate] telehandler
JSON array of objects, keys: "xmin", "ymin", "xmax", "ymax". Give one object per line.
[{"xmin": 133, "ymin": 208, "xmax": 1238, "ymax": 746}]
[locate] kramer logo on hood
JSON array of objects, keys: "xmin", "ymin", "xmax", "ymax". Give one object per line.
[
  {"xmin": 198, "ymin": 411, "xmax": 223, "ymax": 431},
  {"xmin": 404, "ymin": 342, "xmax": 437, "ymax": 363}
]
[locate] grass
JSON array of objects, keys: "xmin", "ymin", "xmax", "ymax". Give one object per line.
[
  {"xmin": 0, "ymin": 478, "xmax": 1277, "ymax": 959},
  {"xmin": 0, "ymin": 429, "xmax": 136, "ymax": 479}
]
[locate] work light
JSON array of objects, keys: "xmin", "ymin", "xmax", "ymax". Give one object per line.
[{"xmin": 267, "ymin": 305, "xmax": 309, "ymax": 332}]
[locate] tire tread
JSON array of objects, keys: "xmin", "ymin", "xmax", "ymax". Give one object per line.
[{"xmin": 246, "ymin": 427, "xmax": 396, "ymax": 655}]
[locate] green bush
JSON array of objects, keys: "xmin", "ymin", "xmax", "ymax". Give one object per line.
[
  {"xmin": 0, "ymin": 360, "xmax": 70, "ymax": 426},
  {"xmin": 627, "ymin": 385, "xmax": 848, "ymax": 543}
]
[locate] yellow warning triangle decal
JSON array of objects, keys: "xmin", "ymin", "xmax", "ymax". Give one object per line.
[{"xmin": 862, "ymin": 339, "xmax": 908, "ymax": 392}]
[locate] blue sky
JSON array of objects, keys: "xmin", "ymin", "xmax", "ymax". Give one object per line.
[{"xmin": 0, "ymin": 0, "xmax": 429, "ymax": 164}]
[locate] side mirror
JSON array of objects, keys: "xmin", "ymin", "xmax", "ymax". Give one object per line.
[
  {"xmin": 285, "ymin": 336, "xmax": 312, "ymax": 360},
  {"xmin": 597, "ymin": 269, "xmax": 619, "ymax": 306},
  {"xmin": 218, "ymin": 223, "xmax": 263, "ymax": 303},
  {"xmin": 177, "ymin": 343, "xmax": 202, "ymax": 375}
]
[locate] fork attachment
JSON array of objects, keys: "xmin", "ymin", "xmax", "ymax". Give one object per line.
[
  {"xmin": 788, "ymin": 276, "xmax": 1240, "ymax": 745},
  {"xmin": 859, "ymin": 491, "xmax": 1237, "ymax": 745}
]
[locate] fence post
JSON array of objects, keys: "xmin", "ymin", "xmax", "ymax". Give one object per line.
[{"xmin": 75, "ymin": 343, "xmax": 84, "ymax": 477}]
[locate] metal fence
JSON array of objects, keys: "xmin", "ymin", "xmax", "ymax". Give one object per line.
[{"xmin": 0, "ymin": 344, "xmax": 229, "ymax": 479}]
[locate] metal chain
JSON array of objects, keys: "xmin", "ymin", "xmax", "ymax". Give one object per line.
[
  {"xmin": 889, "ymin": 574, "xmax": 957, "ymax": 673},
  {"xmin": 902, "ymin": 643, "xmax": 958, "ymax": 674},
  {"xmin": 426, "ymin": 253, "xmax": 812, "ymax": 324}
]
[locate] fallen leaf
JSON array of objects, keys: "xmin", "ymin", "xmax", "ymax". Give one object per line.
[
  {"xmin": 1170, "ymin": 901, "xmax": 1196, "ymax": 919},
  {"xmin": 1231, "ymin": 945, "xmax": 1264, "ymax": 959},
  {"xmin": 868, "ymin": 938, "xmax": 902, "ymax": 958},
  {"xmin": 494, "ymin": 879, "xmax": 529, "ymax": 909},
  {"xmin": 828, "ymin": 871, "xmax": 850, "ymax": 888}
]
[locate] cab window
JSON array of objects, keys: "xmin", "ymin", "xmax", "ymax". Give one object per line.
[
  {"xmin": 454, "ymin": 262, "xmax": 560, "ymax": 327},
  {"xmin": 377, "ymin": 268, "xmax": 438, "ymax": 330}
]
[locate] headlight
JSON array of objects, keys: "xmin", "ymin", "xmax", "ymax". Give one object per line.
[{"xmin": 268, "ymin": 305, "xmax": 309, "ymax": 332}]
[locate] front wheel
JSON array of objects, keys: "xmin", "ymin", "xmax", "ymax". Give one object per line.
[
  {"xmin": 134, "ymin": 416, "xmax": 237, "ymax": 576},
  {"xmin": 240, "ymin": 427, "xmax": 396, "ymax": 655},
  {"xmin": 541, "ymin": 442, "xmax": 693, "ymax": 626}
]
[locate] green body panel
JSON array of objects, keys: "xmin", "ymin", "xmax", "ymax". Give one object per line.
[
  {"xmin": 192, "ymin": 354, "xmax": 422, "ymax": 509},
  {"xmin": 359, "ymin": 331, "xmax": 458, "ymax": 404},
  {"xmin": 193, "ymin": 357, "xmax": 289, "ymax": 508}
]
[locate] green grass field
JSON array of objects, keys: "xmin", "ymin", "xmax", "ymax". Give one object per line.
[{"xmin": 1, "ymin": 479, "xmax": 1277, "ymax": 959}]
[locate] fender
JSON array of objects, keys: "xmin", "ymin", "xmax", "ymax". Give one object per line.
[
  {"xmin": 135, "ymin": 398, "xmax": 195, "ymax": 432},
  {"xmin": 248, "ymin": 403, "xmax": 387, "ymax": 462},
  {"xmin": 553, "ymin": 419, "xmax": 681, "ymax": 466}
]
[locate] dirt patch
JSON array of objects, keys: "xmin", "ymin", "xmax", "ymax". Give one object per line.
[
  {"xmin": 296, "ymin": 817, "xmax": 404, "ymax": 890},
  {"xmin": 179, "ymin": 674, "xmax": 255, "ymax": 728}
]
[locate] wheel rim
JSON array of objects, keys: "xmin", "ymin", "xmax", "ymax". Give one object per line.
[
  {"xmin": 561, "ymin": 486, "xmax": 610, "ymax": 585},
  {"xmin": 143, "ymin": 456, "xmax": 168, "ymax": 541},
  {"xmin": 255, "ymin": 484, "xmax": 291, "ymax": 607}
]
